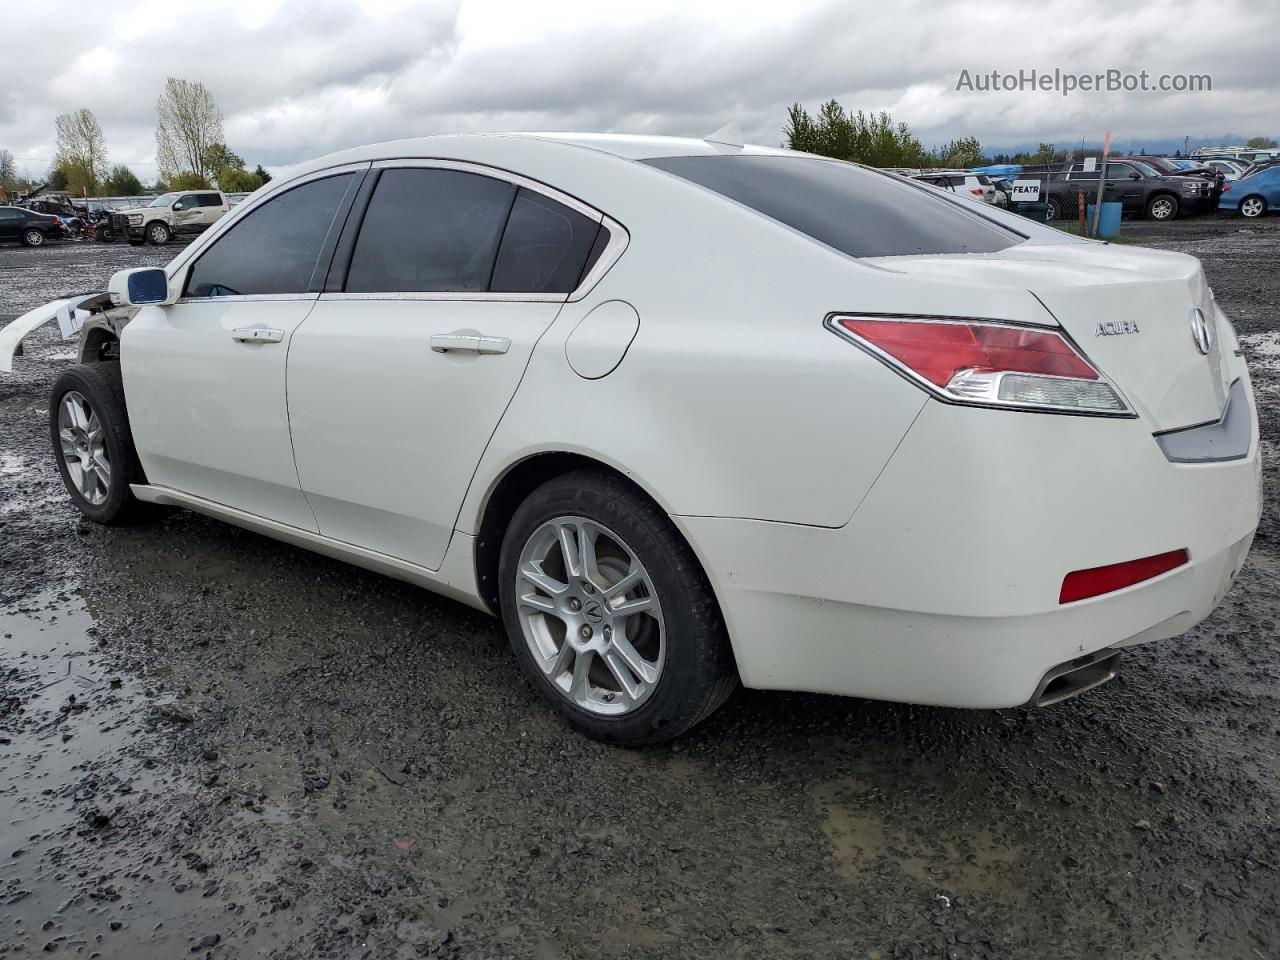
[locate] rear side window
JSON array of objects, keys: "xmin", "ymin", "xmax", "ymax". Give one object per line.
[
  {"xmin": 346, "ymin": 169, "xmax": 515, "ymax": 293},
  {"xmin": 197, "ymin": 194, "xmax": 223, "ymax": 207},
  {"xmin": 644, "ymin": 155, "xmax": 1020, "ymax": 258},
  {"xmin": 490, "ymin": 188, "xmax": 601, "ymax": 293},
  {"xmin": 184, "ymin": 173, "xmax": 353, "ymax": 298}
]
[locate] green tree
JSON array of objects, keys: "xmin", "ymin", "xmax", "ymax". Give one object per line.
[
  {"xmin": 103, "ymin": 164, "xmax": 144, "ymax": 195},
  {"xmin": 0, "ymin": 148, "xmax": 16, "ymax": 192},
  {"xmin": 54, "ymin": 107, "xmax": 108, "ymax": 194},
  {"xmin": 204, "ymin": 142, "xmax": 244, "ymax": 175},
  {"xmin": 168, "ymin": 171, "xmax": 213, "ymax": 190},
  {"xmin": 783, "ymin": 100, "xmax": 930, "ymax": 167},
  {"xmin": 218, "ymin": 167, "xmax": 263, "ymax": 192},
  {"xmin": 253, "ymin": 164, "xmax": 271, "ymax": 184},
  {"xmin": 1246, "ymin": 136, "xmax": 1278, "ymax": 149},
  {"xmin": 933, "ymin": 136, "xmax": 985, "ymax": 168},
  {"xmin": 47, "ymin": 167, "xmax": 69, "ymax": 190}
]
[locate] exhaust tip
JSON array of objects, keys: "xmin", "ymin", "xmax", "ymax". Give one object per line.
[{"xmin": 1029, "ymin": 649, "xmax": 1121, "ymax": 707}]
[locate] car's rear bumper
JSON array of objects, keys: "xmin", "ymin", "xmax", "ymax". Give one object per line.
[{"xmin": 676, "ymin": 382, "xmax": 1261, "ymax": 708}]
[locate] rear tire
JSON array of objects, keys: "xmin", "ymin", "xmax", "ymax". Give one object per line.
[
  {"xmin": 21, "ymin": 228, "xmax": 45, "ymax": 247},
  {"xmin": 1145, "ymin": 194, "xmax": 1179, "ymax": 221},
  {"xmin": 49, "ymin": 363, "xmax": 150, "ymax": 525},
  {"xmin": 1240, "ymin": 195, "xmax": 1267, "ymax": 218},
  {"xmin": 498, "ymin": 470, "xmax": 737, "ymax": 744}
]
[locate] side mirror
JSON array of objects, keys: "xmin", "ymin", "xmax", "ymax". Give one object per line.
[
  {"xmin": 1131, "ymin": 172, "xmax": 1141, "ymax": 179},
  {"xmin": 108, "ymin": 267, "xmax": 171, "ymax": 306},
  {"xmin": 173, "ymin": 202, "xmax": 185, "ymax": 210}
]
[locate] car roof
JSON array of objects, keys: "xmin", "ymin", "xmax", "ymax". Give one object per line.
[{"xmin": 280, "ymin": 132, "xmax": 798, "ymax": 184}]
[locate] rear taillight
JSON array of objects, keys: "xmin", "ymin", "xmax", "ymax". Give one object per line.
[
  {"xmin": 828, "ymin": 315, "xmax": 1129, "ymax": 414},
  {"xmin": 970, "ymin": 188, "xmax": 984, "ymax": 196},
  {"xmin": 1222, "ymin": 183, "xmax": 1232, "ymax": 192},
  {"xmin": 1059, "ymin": 549, "xmax": 1189, "ymax": 603}
]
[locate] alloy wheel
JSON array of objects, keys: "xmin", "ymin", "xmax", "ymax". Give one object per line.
[
  {"xmin": 514, "ymin": 516, "xmax": 666, "ymax": 716},
  {"xmin": 24, "ymin": 229, "xmax": 44, "ymax": 246},
  {"xmin": 1150, "ymin": 198, "xmax": 1175, "ymax": 220},
  {"xmin": 1241, "ymin": 197, "xmax": 1265, "ymax": 218},
  {"xmin": 57, "ymin": 391, "xmax": 110, "ymax": 505}
]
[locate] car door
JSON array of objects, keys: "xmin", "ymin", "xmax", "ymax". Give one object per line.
[
  {"xmin": 121, "ymin": 167, "xmax": 364, "ymax": 530},
  {"xmin": 1101, "ymin": 162, "xmax": 1141, "ymax": 209},
  {"xmin": 197, "ymin": 193, "xmax": 226, "ymax": 230},
  {"xmin": 287, "ymin": 161, "xmax": 607, "ymax": 570},
  {"xmin": 171, "ymin": 194, "xmax": 204, "ymax": 234},
  {"xmin": 0, "ymin": 208, "xmax": 19, "ymax": 242}
]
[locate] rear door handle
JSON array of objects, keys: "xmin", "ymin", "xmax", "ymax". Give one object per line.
[
  {"xmin": 232, "ymin": 326, "xmax": 285, "ymax": 344},
  {"xmin": 430, "ymin": 334, "xmax": 510, "ymax": 355}
]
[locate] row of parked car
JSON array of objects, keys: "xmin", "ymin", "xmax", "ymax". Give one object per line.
[
  {"xmin": 0, "ymin": 190, "xmax": 236, "ymax": 247},
  {"xmin": 901, "ymin": 151, "xmax": 1280, "ymax": 222}
]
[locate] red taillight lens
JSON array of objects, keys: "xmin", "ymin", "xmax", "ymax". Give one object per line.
[
  {"xmin": 1222, "ymin": 184, "xmax": 1232, "ymax": 192},
  {"xmin": 1059, "ymin": 549, "xmax": 1188, "ymax": 604},
  {"xmin": 830, "ymin": 316, "xmax": 1128, "ymax": 414},
  {"xmin": 837, "ymin": 317, "xmax": 1096, "ymax": 385},
  {"xmin": 970, "ymin": 188, "xmax": 984, "ymax": 195}
]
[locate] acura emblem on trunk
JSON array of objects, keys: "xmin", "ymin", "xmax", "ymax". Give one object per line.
[
  {"xmin": 1189, "ymin": 308, "xmax": 1212, "ymax": 355},
  {"xmin": 1095, "ymin": 319, "xmax": 1140, "ymax": 337}
]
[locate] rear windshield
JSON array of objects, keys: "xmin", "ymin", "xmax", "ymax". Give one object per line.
[{"xmin": 643, "ymin": 155, "xmax": 1021, "ymax": 258}]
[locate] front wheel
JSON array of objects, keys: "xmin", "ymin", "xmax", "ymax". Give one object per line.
[
  {"xmin": 21, "ymin": 228, "xmax": 45, "ymax": 247},
  {"xmin": 498, "ymin": 471, "xmax": 737, "ymax": 744},
  {"xmin": 49, "ymin": 363, "xmax": 150, "ymax": 525},
  {"xmin": 1145, "ymin": 194, "xmax": 1179, "ymax": 221},
  {"xmin": 1240, "ymin": 195, "xmax": 1267, "ymax": 218},
  {"xmin": 147, "ymin": 221, "xmax": 172, "ymax": 244}
]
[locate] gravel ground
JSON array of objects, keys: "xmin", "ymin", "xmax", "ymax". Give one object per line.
[{"xmin": 2, "ymin": 224, "xmax": 1279, "ymax": 960}]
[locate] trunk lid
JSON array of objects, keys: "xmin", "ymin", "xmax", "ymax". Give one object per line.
[{"xmin": 863, "ymin": 243, "xmax": 1230, "ymax": 431}]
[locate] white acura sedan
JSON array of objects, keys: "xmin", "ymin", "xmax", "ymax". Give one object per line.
[{"xmin": 0, "ymin": 133, "xmax": 1260, "ymax": 743}]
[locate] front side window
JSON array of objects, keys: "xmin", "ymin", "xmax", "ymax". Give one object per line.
[
  {"xmin": 346, "ymin": 169, "xmax": 515, "ymax": 293},
  {"xmin": 184, "ymin": 173, "xmax": 353, "ymax": 298},
  {"xmin": 645, "ymin": 155, "xmax": 1020, "ymax": 258},
  {"xmin": 490, "ymin": 188, "xmax": 601, "ymax": 293},
  {"xmin": 177, "ymin": 195, "xmax": 199, "ymax": 209}
]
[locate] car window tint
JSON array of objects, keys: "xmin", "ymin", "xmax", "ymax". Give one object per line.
[
  {"xmin": 644, "ymin": 155, "xmax": 1020, "ymax": 258},
  {"xmin": 197, "ymin": 194, "xmax": 222, "ymax": 207},
  {"xmin": 346, "ymin": 168, "xmax": 515, "ymax": 293},
  {"xmin": 490, "ymin": 188, "xmax": 601, "ymax": 293},
  {"xmin": 1104, "ymin": 164, "xmax": 1133, "ymax": 178},
  {"xmin": 578, "ymin": 225, "xmax": 611, "ymax": 281},
  {"xmin": 184, "ymin": 173, "xmax": 353, "ymax": 298},
  {"xmin": 178, "ymin": 195, "xmax": 199, "ymax": 208}
]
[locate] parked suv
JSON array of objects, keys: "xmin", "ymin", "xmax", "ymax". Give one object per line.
[
  {"xmin": 112, "ymin": 191, "xmax": 230, "ymax": 245},
  {"xmin": 0, "ymin": 205, "xmax": 64, "ymax": 246},
  {"xmin": 1045, "ymin": 160, "xmax": 1214, "ymax": 221}
]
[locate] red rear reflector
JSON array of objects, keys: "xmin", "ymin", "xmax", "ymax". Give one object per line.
[
  {"xmin": 838, "ymin": 317, "xmax": 1098, "ymax": 388},
  {"xmin": 1059, "ymin": 549, "xmax": 1189, "ymax": 604}
]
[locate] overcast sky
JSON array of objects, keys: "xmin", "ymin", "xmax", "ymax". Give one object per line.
[{"xmin": 3, "ymin": 0, "xmax": 1276, "ymax": 181}]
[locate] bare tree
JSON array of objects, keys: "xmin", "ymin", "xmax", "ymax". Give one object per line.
[
  {"xmin": 155, "ymin": 78, "xmax": 224, "ymax": 180},
  {"xmin": 0, "ymin": 148, "xmax": 16, "ymax": 191},
  {"xmin": 54, "ymin": 109, "xmax": 109, "ymax": 194}
]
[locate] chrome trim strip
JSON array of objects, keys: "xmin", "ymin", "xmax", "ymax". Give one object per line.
[
  {"xmin": 320, "ymin": 291, "xmax": 566, "ymax": 303},
  {"xmin": 178, "ymin": 293, "xmax": 319, "ymax": 305},
  {"xmin": 824, "ymin": 312, "xmax": 1138, "ymax": 419},
  {"xmin": 569, "ymin": 215, "xmax": 629, "ymax": 302}
]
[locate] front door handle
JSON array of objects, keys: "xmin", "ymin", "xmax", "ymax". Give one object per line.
[
  {"xmin": 232, "ymin": 326, "xmax": 285, "ymax": 344},
  {"xmin": 430, "ymin": 334, "xmax": 510, "ymax": 355}
]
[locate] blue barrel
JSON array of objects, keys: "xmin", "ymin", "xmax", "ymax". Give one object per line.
[{"xmin": 1085, "ymin": 201, "xmax": 1123, "ymax": 238}]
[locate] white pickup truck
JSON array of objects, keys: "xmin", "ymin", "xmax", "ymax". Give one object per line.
[{"xmin": 110, "ymin": 190, "xmax": 230, "ymax": 245}]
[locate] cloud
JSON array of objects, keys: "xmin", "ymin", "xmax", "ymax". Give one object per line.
[{"xmin": 2, "ymin": 0, "xmax": 1276, "ymax": 182}]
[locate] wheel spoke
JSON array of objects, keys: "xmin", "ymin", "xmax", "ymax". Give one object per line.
[
  {"xmin": 602, "ymin": 651, "xmax": 642, "ymax": 702},
  {"xmin": 521, "ymin": 561, "xmax": 567, "ymax": 597},
  {"xmin": 58, "ymin": 429, "xmax": 78, "ymax": 461},
  {"xmin": 603, "ymin": 565, "xmax": 642, "ymax": 600},
  {"xmin": 610, "ymin": 594, "xmax": 653, "ymax": 617},
  {"xmin": 556, "ymin": 522, "xmax": 582, "ymax": 579},
  {"xmin": 578, "ymin": 522, "xmax": 604, "ymax": 589},
  {"xmin": 75, "ymin": 463, "xmax": 96, "ymax": 498},
  {"xmin": 518, "ymin": 592, "xmax": 557, "ymax": 614},
  {"xmin": 544, "ymin": 637, "xmax": 576, "ymax": 679},
  {"xmin": 89, "ymin": 456, "xmax": 110, "ymax": 490},
  {"xmin": 569, "ymin": 649, "xmax": 594, "ymax": 702},
  {"xmin": 86, "ymin": 411, "xmax": 102, "ymax": 442},
  {"xmin": 62, "ymin": 396, "xmax": 86, "ymax": 432},
  {"xmin": 610, "ymin": 632, "xmax": 658, "ymax": 685}
]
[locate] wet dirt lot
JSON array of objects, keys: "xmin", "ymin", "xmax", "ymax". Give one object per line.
[{"xmin": 2, "ymin": 225, "xmax": 1279, "ymax": 959}]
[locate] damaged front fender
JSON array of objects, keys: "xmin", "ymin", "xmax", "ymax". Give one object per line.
[{"xmin": 0, "ymin": 292, "xmax": 115, "ymax": 373}]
